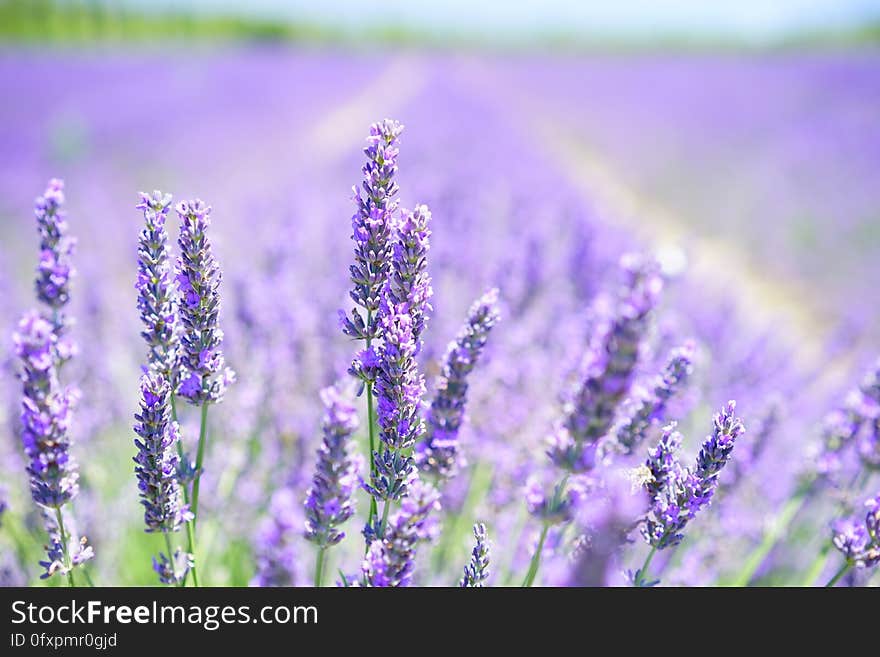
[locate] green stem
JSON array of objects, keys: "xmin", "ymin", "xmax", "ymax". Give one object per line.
[
  {"xmin": 633, "ymin": 546, "xmax": 657, "ymax": 587},
  {"xmin": 365, "ymin": 310, "xmax": 379, "ymax": 531},
  {"xmin": 314, "ymin": 547, "xmax": 327, "ymax": 588},
  {"xmin": 825, "ymin": 561, "xmax": 852, "ymax": 587},
  {"xmin": 183, "ymin": 403, "xmax": 210, "ymax": 587},
  {"xmin": 190, "ymin": 403, "xmax": 210, "ymax": 527},
  {"xmin": 54, "ymin": 508, "xmax": 75, "ymax": 587},
  {"xmin": 163, "ymin": 533, "xmax": 181, "ymax": 588},
  {"xmin": 380, "ymin": 498, "xmax": 392, "ymax": 536},
  {"xmin": 802, "ymin": 544, "xmax": 831, "ymax": 586},
  {"xmin": 171, "ymin": 395, "xmax": 195, "ymax": 587},
  {"xmin": 520, "ymin": 474, "xmax": 570, "ymax": 587},
  {"xmin": 728, "ymin": 486, "xmax": 811, "ymax": 586},
  {"xmin": 521, "ymin": 523, "xmax": 549, "ymax": 587},
  {"xmin": 171, "ymin": 396, "xmax": 189, "ymax": 506}
]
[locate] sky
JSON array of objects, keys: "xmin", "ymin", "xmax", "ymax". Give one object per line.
[{"xmin": 135, "ymin": 0, "xmax": 880, "ymax": 41}]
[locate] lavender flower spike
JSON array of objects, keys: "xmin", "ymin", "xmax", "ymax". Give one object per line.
[
  {"xmin": 252, "ymin": 489, "xmax": 303, "ymax": 587},
  {"xmin": 341, "ymin": 119, "xmax": 404, "ymax": 341},
  {"xmin": 832, "ymin": 493, "xmax": 880, "ymax": 570},
  {"xmin": 304, "ymin": 385, "xmax": 362, "ymax": 548},
  {"xmin": 816, "ymin": 359, "xmax": 880, "ymax": 477},
  {"xmin": 365, "ymin": 297, "xmax": 426, "ymax": 503},
  {"xmin": 362, "ymin": 480, "xmax": 441, "ymax": 587},
  {"xmin": 643, "ymin": 423, "xmax": 684, "ymax": 499},
  {"xmin": 384, "ymin": 204, "xmax": 433, "ymax": 350},
  {"xmin": 856, "ymin": 361, "xmax": 880, "ymax": 470},
  {"xmin": 605, "ymin": 342, "xmax": 694, "ymax": 457},
  {"xmin": 136, "ymin": 191, "xmax": 179, "ymax": 384},
  {"xmin": 417, "ymin": 288, "xmax": 500, "ymax": 480},
  {"xmin": 459, "ymin": 523, "xmax": 490, "ymax": 587},
  {"xmin": 133, "ymin": 372, "xmax": 191, "ymax": 533},
  {"xmin": 549, "ymin": 254, "xmax": 662, "ymax": 473},
  {"xmin": 14, "ymin": 311, "xmax": 80, "ymax": 508},
  {"xmin": 642, "ymin": 401, "xmax": 744, "ymax": 550},
  {"xmin": 34, "ymin": 179, "xmax": 76, "ymax": 338},
  {"xmin": 175, "ymin": 199, "xmax": 235, "ymax": 405}
]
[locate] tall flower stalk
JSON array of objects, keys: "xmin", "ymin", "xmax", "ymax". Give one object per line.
[
  {"xmin": 174, "ymin": 199, "xmax": 234, "ymax": 586},
  {"xmin": 34, "ymin": 179, "xmax": 76, "ymax": 360},
  {"xmin": 133, "ymin": 373, "xmax": 192, "ymax": 585},
  {"xmin": 417, "ymin": 288, "xmax": 500, "ymax": 480},
  {"xmin": 340, "ymin": 119, "xmax": 404, "ymax": 529},
  {"xmin": 135, "ymin": 191, "xmax": 179, "ymax": 385},
  {"xmin": 14, "ymin": 180, "xmax": 92, "ymax": 585},
  {"xmin": 304, "ymin": 385, "xmax": 361, "ymax": 586},
  {"xmin": 363, "ymin": 205, "xmax": 433, "ymax": 537},
  {"xmin": 524, "ymin": 255, "xmax": 662, "ymax": 586}
]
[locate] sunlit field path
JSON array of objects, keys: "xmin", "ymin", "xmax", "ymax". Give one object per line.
[{"xmin": 458, "ymin": 58, "xmax": 861, "ymax": 391}]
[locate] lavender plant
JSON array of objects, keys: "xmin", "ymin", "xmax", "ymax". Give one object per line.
[
  {"xmin": 133, "ymin": 372, "xmax": 192, "ymax": 585},
  {"xmin": 252, "ymin": 489, "xmax": 303, "ymax": 587},
  {"xmin": 827, "ymin": 493, "xmax": 880, "ymax": 586},
  {"xmin": 357, "ymin": 201, "xmax": 433, "ymax": 540},
  {"xmin": 362, "ymin": 480, "xmax": 441, "ymax": 587},
  {"xmin": 304, "ymin": 385, "xmax": 361, "ymax": 586},
  {"xmin": 523, "ymin": 255, "xmax": 662, "ymax": 586},
  {"xmin": 417, "ymin": 288, "xmax": 501, "ymax": 480},
  {"xmin": 635, "ymin": 401, "xmax": 745, "ymax": 585},
  {"xmin": 340, "ymin": 119, "xmax": 404, "ymax": 530},
  {"xmin": 602, "ymin": 342, "xmax": 694, "ymax": 457},
  {"xmin": 136, "ymin": 191, "xmax": 179, "ymax": 385},
  {"xmin": 459, "ymin": 522, "xmax": 490, "ymax": 587},
  {"xmin": 174, "ymin": 198, "xmax": 235, "ymax": 586},
  {"xmin": 33, "ymin": 179, "xmax": 76, "ymax": 361},
  {"xmin": 12, "ymin": 180, "xmax": 92, "ymax": 585}
]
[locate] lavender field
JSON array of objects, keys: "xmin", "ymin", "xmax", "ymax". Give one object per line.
[{"xmin": 0, "ymin": 48, "xmax": 878, "ymax": 587}]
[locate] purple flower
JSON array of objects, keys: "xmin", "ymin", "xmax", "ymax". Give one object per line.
[
  {"xmin": 817, "ymin": 359, "xmax": 880, "ymax": 478},
  {"xmin": 459, "ymin": 522, "xmax": 490, "ymax": 587},
  {"xmin": 856, "ymin": 362, "xmax": 880, "ymax": 470},
  {"xmin": 832, "ymin": 493, "xmax": 880, "ymax": 569},
  {"xmin": 136, "ymin": 191, "xmax": 179, "ymax": 385},
  {"xmin": 642, "ymin": 401, "xmax": 744, "ymax": 550},
  {"xmin": 417, "ymin": 288, "xmax": 500, "ymax": 479},
  {"xmin": 362, "ymin": 479, "xmax": 440, "ymax": 587},
  {"xmin": 133, "ymin": 372, "xmax": 191, "ymax": 533},
  {"xmin": 33, "ymin": 179, "xmax": 76, "ymax": 339},
  {"xmin": 304, "ymin": 385, "xmax": 362, "ymax": 548},
  {"xmin": 14, "ymin": 311, "xmax": 80, "ymax": 508},
  {"xmin": 644, "ymin": 423, "xmax": 684, "ymax": 499},
  {"xmin": 549, "ymin": 254, "xmax": 662, "ymax": 473},
  {"xmin": 175, "ymin": 199, "xmax": 234, "ymax": 405},
  {"xmin": 252, "ymin": 488, "xmax": 302, "ymax": 587},
  {"xmin": 365, "ymin": 298, "xmax": 426, "ymax": 502},
  {"xmin": 383, "ymin": 204, "xmax": 433, "ymax": 351},
  {"xmin": 340, "ymin": 119, "xmax": 404, "ymax": 341},
  {"xmin": 603, "ymin": 342, "xmax": 694, "ymax": 457}
]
